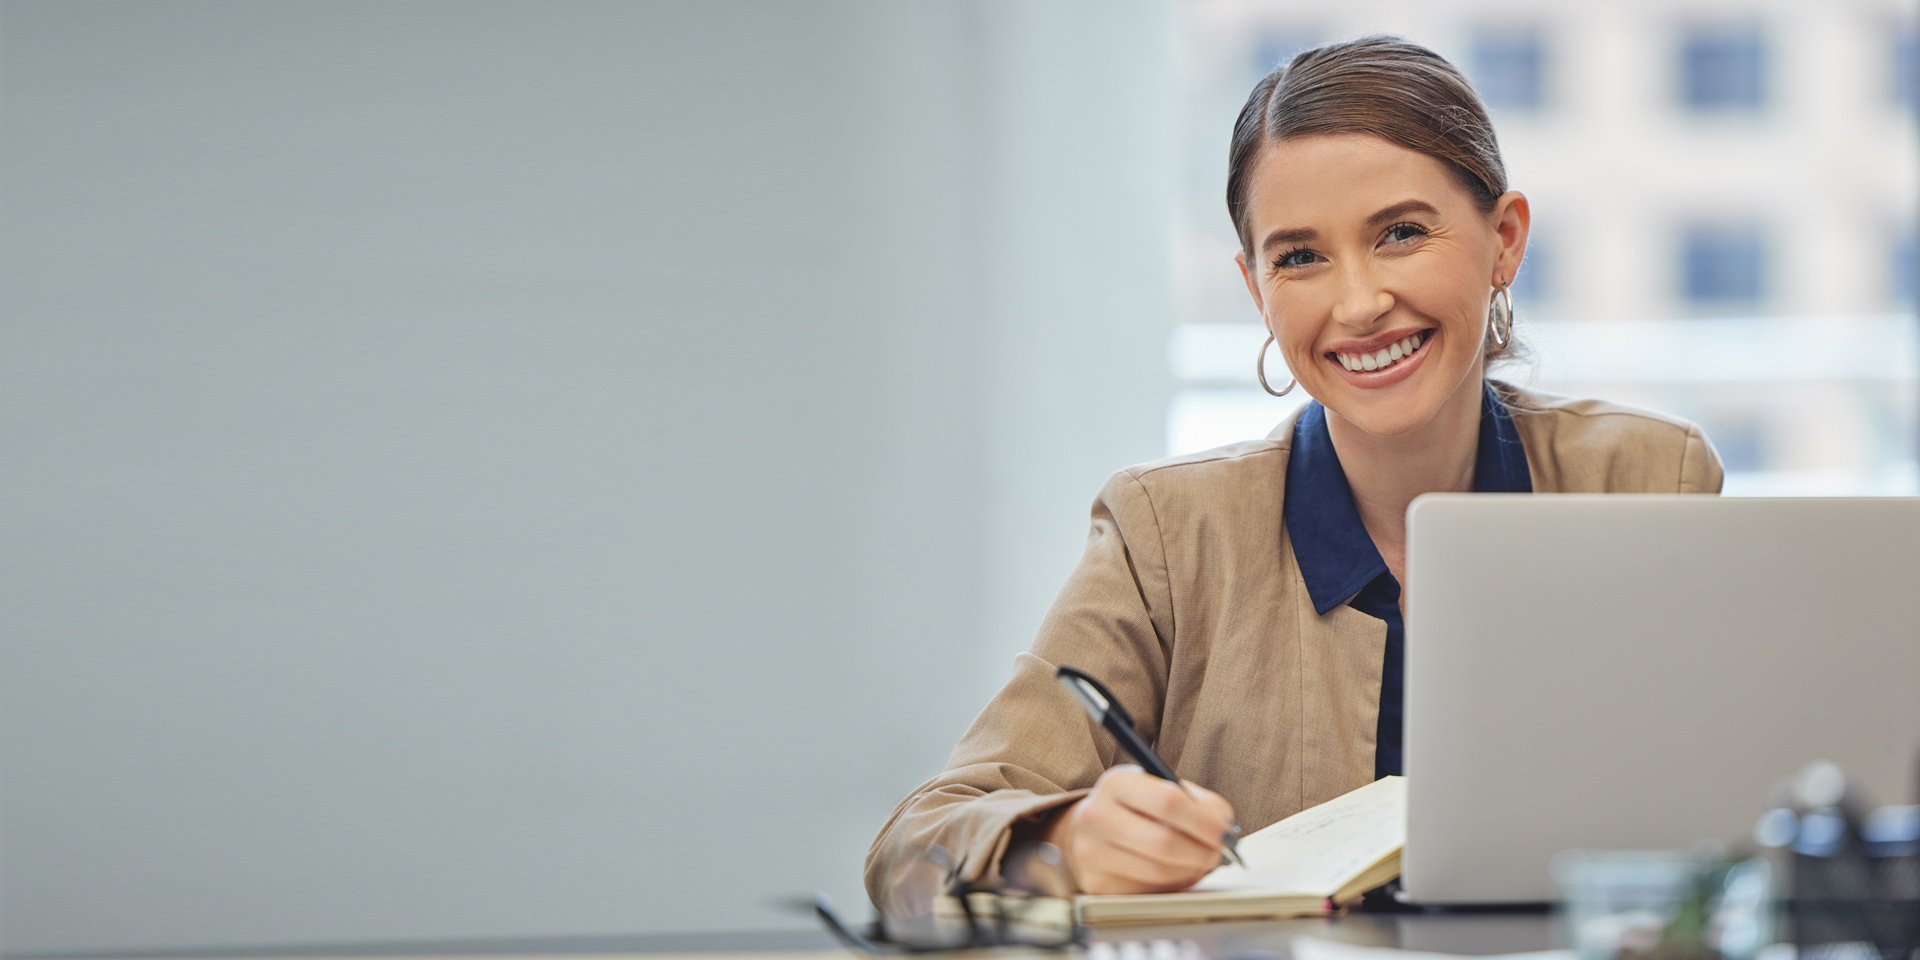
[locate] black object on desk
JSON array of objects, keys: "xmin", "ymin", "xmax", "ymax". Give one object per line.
[
  {"xmin": 1757, "ymin": 762, "xmax": 1920, "ymax": 960},
  {"xmin": 1056, "ymin": 664, "xmax": 1247, "ymax": 868}
]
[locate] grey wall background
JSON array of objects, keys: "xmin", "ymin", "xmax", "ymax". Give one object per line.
[{"xmin": 0, "ymin": 0, "xmax": 1176, "ymax": 952}]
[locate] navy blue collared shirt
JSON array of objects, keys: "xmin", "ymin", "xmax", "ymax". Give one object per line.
[{"xmin": 1282, "ymin": 382, "xmax": 1532, "ymax": 779}]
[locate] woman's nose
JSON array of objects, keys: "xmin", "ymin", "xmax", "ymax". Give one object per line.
[{"xmin": 1332, "ymin": 262, "xmax": 1393, "ymax": 329}]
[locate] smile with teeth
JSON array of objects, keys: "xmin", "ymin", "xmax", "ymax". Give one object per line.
[{"xmin": 1332, "ymin": 329, "xmax": 1433, "ymax": 372}]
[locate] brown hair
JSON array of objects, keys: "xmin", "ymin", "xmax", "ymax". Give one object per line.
[{"xmin": 1227, "ymin": 36, "xmax": 1519, "ymax": 364}]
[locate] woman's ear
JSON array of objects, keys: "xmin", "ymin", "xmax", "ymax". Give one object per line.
[
  {"xmin": 1491, "ymin": 191, "xmax": 1531, "ymax": 284},
  {"xmin": 1235, "ymin": 250, "xmax": 1266, "ymax": 312}
]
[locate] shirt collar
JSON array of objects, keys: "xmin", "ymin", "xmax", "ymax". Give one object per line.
[{"xmin": 1284, "ymin": 381, "xmax": 1533, "ymax": 614}]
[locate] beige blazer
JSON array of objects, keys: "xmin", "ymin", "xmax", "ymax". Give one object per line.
[{"xmin": 864, "ymin": 385, "xmax": 1723, "ymax": 901}]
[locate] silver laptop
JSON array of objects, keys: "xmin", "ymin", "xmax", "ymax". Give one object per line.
[{"xmin": 1398, "ymin": 495, "xmax": 1920, "ymax": 905}]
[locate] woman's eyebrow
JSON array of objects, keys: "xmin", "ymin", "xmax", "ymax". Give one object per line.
[
  {"xmin": 1260, "ymin": 225, "xmax": 1319, "ymax": 253},
  {"xmin": 1260, "ymin": 199, "xmax": 1442, "ymax": 254},
  {"xmin": 1364, "ymin": 199, "xmax": 1440, "ymax": 228}
]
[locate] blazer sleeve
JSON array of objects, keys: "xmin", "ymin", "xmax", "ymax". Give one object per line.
[
  {"xmin": 1679, "ymin": 423, "xmax": 1724, "ymax": 494},
  {"xmin": 863, "ymin": 468, "xmax": 1177, "ymax": 904}
]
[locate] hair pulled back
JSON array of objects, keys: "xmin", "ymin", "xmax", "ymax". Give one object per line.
[{"xmin": 1227, "ymin": 36, "xmax": 1518, "ymax": 362}]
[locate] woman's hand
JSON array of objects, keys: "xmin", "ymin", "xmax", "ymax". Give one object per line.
[{"xmin": 1041, "ymin": 764, "xmax": 1238, "ymax": 894}]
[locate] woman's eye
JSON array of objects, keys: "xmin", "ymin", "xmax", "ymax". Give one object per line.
[
  {"xmin": 1382, "ymin": 222, "xmax": 1428, "ymax": 245},
  {"xmin": 1272, "ymin": 247, "xmax": 1319, "ymax": 270}
]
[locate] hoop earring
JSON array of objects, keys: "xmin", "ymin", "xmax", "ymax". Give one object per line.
[
  {"xmin": 1487, "ymin": 282, "xmax": 1514, "ymax": 350},
  {"xmin": 1257, "ymin": 334, "xmax": 1296, "ymax": 397}
]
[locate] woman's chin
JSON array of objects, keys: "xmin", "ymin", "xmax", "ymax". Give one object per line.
[
  {"xmin": 1307, "ymin": 376, "xmax": 1425, "ymax": 437},
  {"xmin": 1327, "ymin": 405, "xmax": 1438, "ymax": 441},
  {"xmin": 1315, "ymin": 378, "xmax": 1472, "ymax": 441}
]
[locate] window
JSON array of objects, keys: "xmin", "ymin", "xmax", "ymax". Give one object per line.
[
  {"xmin": 1704, "ymin": 410, "xmax": 1767, "ymax": 474},
  {"xmin": 1469, "ymin": 29, "xmax": 1547, "ymax": 111},
  {"xmin": 1679, "ymin": 25, "xmax": 1769, "ymax": 112},
  {"xmin": 1681, "ymin": 224, "xmax": 1767, "ymax": 307}
]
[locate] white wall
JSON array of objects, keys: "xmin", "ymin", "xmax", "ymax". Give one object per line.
[{"xmin": 0, "ymin": 0, "xmax": 1174, "ymax": 951}]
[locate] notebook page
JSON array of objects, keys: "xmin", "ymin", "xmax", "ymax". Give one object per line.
[{"xmin": 1190, "ymin": 775, "xmax": 1405, "ymax": 895}]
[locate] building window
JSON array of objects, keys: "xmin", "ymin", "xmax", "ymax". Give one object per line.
[
  {"xmin": 1681, "ymin": 224, "xmax": 1768, "ymax": 307},
  {"xmin": 1679, "ymin": 25, "xmax": 1769, "ymax": 112},
  {"xmin": 1470, "ymin": 29, "xmax": 1547, "ymax": 111},
  {"xmin": 1705, "ymin": 411, "xmax": 1768, "ymax": 474}
]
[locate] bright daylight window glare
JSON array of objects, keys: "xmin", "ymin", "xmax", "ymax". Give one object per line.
[{"xmin": 1168, "ymin": 2, "xmax": 1920, "ymax": 496}]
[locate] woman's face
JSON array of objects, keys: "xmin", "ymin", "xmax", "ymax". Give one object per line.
[{"xmin": 1235, "ymin": 134, "xmax": 1528, "ymax": 440}]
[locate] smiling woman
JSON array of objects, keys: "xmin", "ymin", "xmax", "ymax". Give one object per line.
[
  {"xmin": 865, "ymin": 36, "xmax": 1724, "ymax": 910},
  {"xmin": 1237, "ymin": 134, "xmax": 1522, "ymax": 449}
]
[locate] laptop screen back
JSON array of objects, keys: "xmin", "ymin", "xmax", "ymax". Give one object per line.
[{"xmin": 1400, "ymin": 495, "xmax": 1920, "ymax": 904}]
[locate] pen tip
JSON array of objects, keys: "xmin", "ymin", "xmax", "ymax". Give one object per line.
[{"xmin": 1220, "ymin": 833, "xmax": 1247, "ymax": 869}]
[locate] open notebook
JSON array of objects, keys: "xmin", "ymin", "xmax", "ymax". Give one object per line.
[{"xmin": 1075, "ymin": 775, "xmax": 1405, "ymax": 926}]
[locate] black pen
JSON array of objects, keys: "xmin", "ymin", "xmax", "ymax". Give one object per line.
[{"xmin": 1055, "ymin": 665, "xmax": 1247, "ymax": 868}]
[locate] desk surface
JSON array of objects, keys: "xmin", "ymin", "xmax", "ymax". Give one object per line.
[
  {"xmin": 12, "ymin": 912, "xmax": 1559, "ymax": 960},
  {"xmin": 1114, "ymin": 911, "xmax": 1559, "ymax": 957}
]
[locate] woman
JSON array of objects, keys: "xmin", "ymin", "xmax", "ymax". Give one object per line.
[{"xmin": 866, "ymin": 36, "xmax": 1722, "ymax": 901}]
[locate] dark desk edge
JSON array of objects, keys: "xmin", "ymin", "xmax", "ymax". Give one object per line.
[{"xmin": 3, "ymin": 928, "xmax": 842, "ymax": 959}]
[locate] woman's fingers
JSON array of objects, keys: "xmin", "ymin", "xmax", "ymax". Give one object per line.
[
  {"xmin": 1061, "ymin": 766, "xmax": 1241, "ymax": 894},
  {"xmin": 1108, "ymin": 770, "xmax": 1237, "ymax": 854},
  {"xmin": 1076, "ymin": 831, "xmax": 1208, "ymax": 892},
  {"xmin": 1183, "ymin": 779, "xmax": 1240, "ymax": 844},
  {"xmin": 1087, "ymin": 788, "xmax": 1219, "ymax": 871}
]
